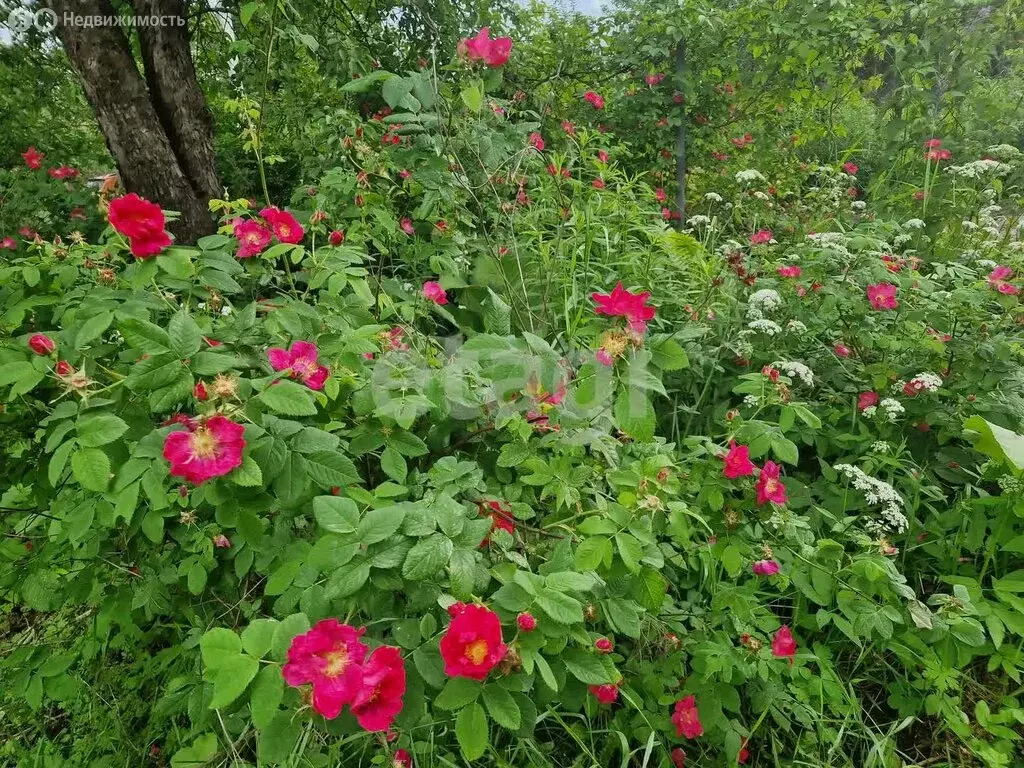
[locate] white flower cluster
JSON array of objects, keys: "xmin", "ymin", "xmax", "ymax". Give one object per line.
[
  {"xmin": 735, "ymin": 169, "xmax": 766, "ymax": 184},
  {"xmin": 771, "ymin": 360, "xmax": 815, "ymax": 387},
  {"xmin": 687, "ymin": 214, "xmax": 711, "ymax": 226},
  {"xmin": 962, "ymin": 220, "xmax": 979, "ymax": 231},
  {"xmin": 862, "ymin": 398, "xmax": 905, "ymax": 422},
  {"xmin": 851, "ymin": 200, "xmax": 867, "ymax": 211},
  {"xmin": 985, "ymin": 144, "xmax": 1021, "ymax": 161},
  {"xmin": 806, "ymin": 232, "xmax": 849, "ymax": 247},
  {"xmin": 870, "ymin": 441, "xmax": 890, "ymax": 454},
  {"xmin": 893, "ymin": 233, "xmax": 913, "ymax": 247},
  {"xmin": 902, "ymin": 372, "xmax": 943, "ymax": 393},
  {"xmin": 904, "ymin": 218, "xmax": 926, "ymax": 230},
  {"xmin": 743, "ymin": 394, "xmax": 760, "ymax": 407},
  {"xmin": 753, "ymin": 191, "xmax": 771, "ymax": 202},
  {"xmin": 834, "ymin": 463, "xmax": 908, "ymax": 533},
  {"xmin": 786, "ymin": 319, "xmax": 807, "ymax": 334},
  {"xmin": 746, "ymin": 288, "xmax": 782, "ymax": 320},
  {"xmin": 703, "ymin": 192, "xmax": 724, "ymax": 203},
  {"xmin": 747, "ymin": 319, "xmax": 783, "ymax": 336},
  {"xmin": 946, "ymin": 159, "xmax": 1011, "ymax": 179}
]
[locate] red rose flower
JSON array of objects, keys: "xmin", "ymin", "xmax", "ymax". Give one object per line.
[
  {"xmin": 22, "ymin": 146, "xmax": 43, "ymax": 170},
  {"xmin": 592, "ymin": 282, "xmax": 656, "ymax": 333},
  {"xmin": 671, "ymin": 695, "xmax": 703, "ymax": 739},
  {"xmin": 722, "ymin": 441, "xmax": 755, "ymax": 479},
  {"xmin": 588, "ymin": 682, "xmax": 619, "ymax": 704},
  {"xmin": 282, "ymin": 619, "xmax": 369, "ymax": 719},
  {"xmin": 350, "ymin": 646, "xmax": 406, "ymax": 732},
  {"xmin": 459, "ymin": 27, "xmax": 512, "ymax": 67},
  {"xmin": 771, "ymin": 625, "xmax": 797, "ymax": 663},
  {"xmin": 866, "ymin": 283, "xmax": 898, "ymax": 310},
  {"xmin": 594, "ymin": 637, "xmax": 613, "ymax": 653},
  {"xmin": 439, "ymin": 604, "xmax": 507, "ymax": 680},
  {"xmin": 267, "ymin": 341, "xmax": 329, "ymax": 390},
  {"xmin": 755, "ymin": 461, "xmax": 787, "ymax": 506},
  {"xmin": 260, "ymin": 206, "xmax": 305, "ymax": 244},
  {"xmin": 234, "ymin": 219, "xmax": 273, "ymax": 258},
  {"xmin": 163, "ymin": 414, "xmax": 246, "ymax": 485}
]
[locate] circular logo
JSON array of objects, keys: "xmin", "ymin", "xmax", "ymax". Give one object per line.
[
  {"xmin": 7, "ymin": 7, "xmax": 34, "ymax": 32},
  {"xmin": 35, "ymin": 8, "xmax": 58, "ymax": 32}
]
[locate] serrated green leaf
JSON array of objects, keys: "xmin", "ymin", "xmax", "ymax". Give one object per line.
[
  {"xmin": 261, "ymin": 380, "xmax": 317, "ymax": 416},
  {"xmin": 455, "ymin": 702, "xmax": 488, "ymax": 760}
]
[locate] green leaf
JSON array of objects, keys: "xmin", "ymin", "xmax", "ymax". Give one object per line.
[
  {"xmin": 358, "ymin": 505, "xmax": 407, "ymax": 544},
  {"xmin": 271, "ymin": 614, "xmax": 311, "ymax": 661},
  {"xmin": 634, "ymin": 567, "xmax": 666, "ymax": 611},
  {"xmin": 534, "ymin": 653, "xmax": 558, "ymax": 691},
  {"xmin": 772, "ymin": 437, "xmax": 800, "ymax": 465},
  {"xmin": 562, "ymin": 649, "xmax": 613, "ymax": 684},
  {"xmin": 482, "ymin": 686, "xmax": 521, "ymax": 729},
  {"xmin": 964, "ymin": 416, "xmax": 1024, "ymax": 474},
  {"xmin": 157, "ymin": 249, "xmax": 195, "ymax": 280},
  {"xmin": 168, "ymin": 310, "xmax": 202, "ymax": 358},
  {"xmin": 266, "ymin": 560, "xmax": 301, "ymax": 595},
  {"xmin": 576, "ymin": 536, "xmax": 612, "ymax": 570},
  {"xmin": 74, "ymin": 311, "xmax": 113, "ymax": 349},
  {"xmin": 200, "ymin": 628, "xmax": 242, "ymax": 666},
  {"xmin": 602, "ymin": 597, "xmax": 641, "ymax": 637},
  {"xmin": 170, "ymin": 733, "xmax": 218, "ymax": 768},
  {"xmin": 209, "ymin": 653, "xmax": 259, "ymax": 709},
  {"xmin": 535, "ymin": 588, "xmax": 583, "ymax": 624},
  {"xmin": 241, "ymin": 619, "xmax": 279, "ymax": 658},
  {"xmin": 615, "ymin": 533, "xmax": 644, "ymax": 573},
  {"xmin": 249, "ymin": 664, "xmax": 283, "ymax": 729},
  {"xmin": 460, "ymin": 81, "xmax": 484, "ymax": 112},
  {"xmin": 382, "ymin": 75, "xmax": 413, "ymax": 108},
  {"xmin": 231, "ymin": 455, "xmax": 263, "ymax": 486},
  {"xmin": 313, "ymin": 495, "xmax": 359, "ymax": 533},
  {"xmin": 188, "ymin": 562, "xmax": 208, "ymax": 594},
  {"xmin": 651, "ymin": 337, "xmax": 690, "ymax": 370},
  {"xmin": 380, "ymin": 447, "xmax": 407, "ymax": 482},
  {"xmin": 455, "ymin": 702, "xmax": 488, "ymax": 760},
  {"xmin": 340, "ymin": 69, "xmax": 393, "ymax": 93},
  {"xmin": 614, "ymin": 390, "xmax": 656, "ymax": 442},
  {"xmin": 71, "ymin": 447, "xmax": 110, "ymax": 492},
  {"xmin": 434, "ymin": 677, "xmax": 482, "ymax": 710},
  {"xmin": 449, "ymin": 548, "xmax": 477, "ymax": 598},
  {"xmin": 402, "ymin": 534, "xmax": 453, "ymax": 580},
  {"xmin": 325, "ymin": 558, "xmax": 370, "ymax": 598},
  {"xmin": 120, "ymin": 318, "xmax": 171, "ymax": 352},
  {"xmin": 305, "ymin": 452, "xmax": 360, "ymax": 488},
  {"xmin": 261, "ymin": 380, "xmax": 317, "ymax": 416}
]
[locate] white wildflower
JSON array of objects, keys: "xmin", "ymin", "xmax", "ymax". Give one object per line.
[
  {"xmin": 753, "ymin": 191, "xmax": 771, "ymax": 202},
  {"xmin": 743, "ymin": 394, "xmax": 760, "ymax": 407},
  {"xmin": 870, "ymin": 441, "xmax": 890, "ymax": 454},
  {"xmin": 893, "ymin": 233, "xmax": 913, "ymax": 246},
  {"xmin": 904, "ymin": 218, "xmax": 926, "ymax": 230},
  {"xmin": 962, "ymin": 220, "xmax": 978, "ymax": 231},
  {"xmin": 862, "ymin": 406, "xmax": 877, "ymax": 418},
  {"xmin": 771, "ymin": 360, "xmax": 815, "ymax": 387},
  {"xmin": 747, "ymin": 319, "xmax": 782, "ymax": 336},
  {"xmin": 786, "ymin": 320, "xmax": 807, "ymax": 334},
  {"xmin": 746, "ymin": 288, "xmax": 782, "ymax": 320},
  {"xmin": 703, "ymin": 192, "xmax": 724, "ymax": 203},
  {"xmin": 735, "ymin": 169, "xmax": 766, "ymax": 184},
  {"xmin": 880, "ymin": 398, "xmax": 904, "ymax": 421},
  {"xmin": 687, "ymin": 214, "xmax": 711, "ymax": 226},
  {"xmin": 851, "ymin": 200, "xmax": 867, "ymax": 211},
  {"xmin": 986, "ymin": 144, "xmax": 1021, "ymax": 160},
  {"xmin": 834, "ymin": 463, "xmax": 908, "ymax": 534}
]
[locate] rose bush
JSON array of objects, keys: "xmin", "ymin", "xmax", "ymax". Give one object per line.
[{"xmin": 2, "ymin": 23, "xmax": 1024, "ymax": 768}]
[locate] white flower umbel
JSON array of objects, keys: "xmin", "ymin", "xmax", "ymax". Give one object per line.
[
  {"xmin": 786, "ymin": 319, "xmax": 808, "ymax": 335},
  {"xmin": 735, "ymin": 169, "xmax": 766, "ymax": 184},
  {"xmin": 909, "ymin": 372, "xmax": 943, "ymax": 393},
  {"xmin": 703, "ymin": 192, "xmax": 724, "ymax": 203},
  {"xmin": 747, "ymin": 319, "xmax": 782, "ymax": 336},
  {"xmin": 904, "ymin": 218, "xmax": 926, "ymax": 230},
  {"xmin": 835, "ymin": 463, "xmax": 909, "ymax": 534},
  {"xmin": 746, "ymin": 288, "xmax": 782, "ymax": 320},
  {"xmin": 870, "ymin": 441, "xmax": 890, "ymax": 454},
  {"xmin": 880, "ymin": 398, "xmax": 905, "ymax": 421},
  {"xmin": 946, "ymin": 159, "xmax": 1011, "ymax": 179},
  {"xmin": 771, "ymin": 360, "xmax": 815, "ymax": 387},
  {"xmin": 687, "ymin": 214, "xmax": 711, "ymax": 226},
  {"xmin": 851, "ymin": 200, "xmax": 867, "ymax": 211}
]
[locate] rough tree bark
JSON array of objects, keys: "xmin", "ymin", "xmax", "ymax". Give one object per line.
[{"xmin": 49, "ymin": 0, "xmax": 217, "ymax": 242}]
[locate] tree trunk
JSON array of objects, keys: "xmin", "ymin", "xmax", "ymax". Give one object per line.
[
  {"xmin": 131, "ymin": 0, "xmax": 221, "ymax": 202},
  {"xmin": 48, "ymin": 0, "xmax": 216, "ymax": 242},
  {"xmin": 674, "ymin": 38, "xmax": 687, "ymax": 229}
]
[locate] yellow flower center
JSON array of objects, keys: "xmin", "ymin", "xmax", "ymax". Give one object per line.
[
  {"xmin": 764, "ymin": 479, "xmax": 779, "ymax": 495},
  {"xmin": 464, "ymin": 639, "xmax": 489, "ymax": 665},
  {"xmin": 189, "ymin": 427, "xmax": 219, "ymax": 459},
  {"xmin": 279, "ymin": 225, "xmax": 291, "ymax": 238},
  {"xmin": 323, "ymin": 647, "xmax": 349, "ymax": 678}
]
